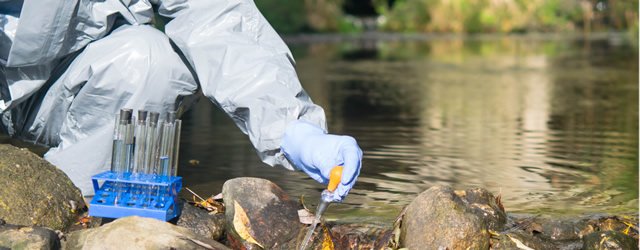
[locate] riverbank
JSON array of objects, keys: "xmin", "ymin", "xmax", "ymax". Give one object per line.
[
  {"xmin": 282, "ymin": 31, "xmax": 634, "ymax": 45},
  {"xmin": 0, "ymin": 144, "xmax": 637, "ymax": 249}
]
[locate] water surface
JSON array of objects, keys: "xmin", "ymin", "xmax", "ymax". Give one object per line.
[
  {"xmin": 179, "ymin": 33, "xmax": 638, "ymax": 223},
  {"xmin": 0, "ymin": 32, "xmax": 634, "ymax": 225}
]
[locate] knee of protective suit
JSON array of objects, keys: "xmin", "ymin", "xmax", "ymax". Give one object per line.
[{"xmin": 68, "ymin": 24, "xmax": 197, "ymax": 121}]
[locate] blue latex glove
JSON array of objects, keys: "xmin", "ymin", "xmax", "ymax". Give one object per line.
[{"xmin": 281, "ymin": 120, "xmax": 363, "ymax": 202}]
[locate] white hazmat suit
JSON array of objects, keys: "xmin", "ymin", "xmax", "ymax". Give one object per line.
[{"xmin": 0, "ymin": 0, "xmax": 327, "ymax": 195}]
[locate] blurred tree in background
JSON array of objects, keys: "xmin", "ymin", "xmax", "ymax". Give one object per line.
[
  {"xmin": 256, "ymin": 0, "xmax": 638, "ymax": 35},
  {"xmin": 255, "ymin": 0, "xmax": 348, "ymax": 33},
  {"xmin": 375, "ymin": 0, "xmax": 638, "ymax": 33}
]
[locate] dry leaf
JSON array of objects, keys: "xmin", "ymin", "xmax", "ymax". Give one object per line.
[
  {"xmin": 211, "ymin": 193, "xmax": 223, "ymax": 200},
  {"xmin": 298, "ymin": 209, "xmax": 316, "ymax": 225},
  {"xmin": 321, "ymin": 227, "xmax": 334, "ymax": 250},
  {"xmin": 507, "ymin": 234, "xmax": 534, "ymax": 250},
  {"xmin": 233, "ymin": 201, "xmax": 264, "ymax": 248}
]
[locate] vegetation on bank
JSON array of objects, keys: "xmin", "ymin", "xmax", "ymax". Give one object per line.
[
  {"xmin": 256, "ymin": 0, "xmax": 638, "ymax": 37},
  {"xmin": 375, "ymin": 0, "xmax": 638, "ymax": 34}
]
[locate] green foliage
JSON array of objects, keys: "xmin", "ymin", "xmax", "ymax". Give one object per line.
[
  {"xmin": 377, "ymin": 0, "xmax": 639, "ymax": 33},
  {"xmin": 337, "ymin": 16, "xmax": 364, "ymax": 33},
  {"xmin": 254, "ymin": 0, "xmax": 638, "ymax": 34},
  {"xmin": 254, "ymin": 0, "xmax": 308, "ymax": 34}
]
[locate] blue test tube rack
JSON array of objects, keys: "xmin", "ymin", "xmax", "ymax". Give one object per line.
[{"xmin": 89, "ymin": 171, "xmax": 182, "ymax": 221}]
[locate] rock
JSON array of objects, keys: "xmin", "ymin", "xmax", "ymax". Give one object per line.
[
  {"xmin": 490, "ymin": 231, "xmax": 555, "ymax": 250},
  {"xmin": 322, "ymin": 223, "xmax": 394, "ymax": 250},
  {"xmin": 63, "ymin": 216, "xmax": 229, "ymax": 249},
  {"xmin": 0, "ymin": 224, "xmax": 60, "ymax": 250},
  {"xmin": 399, "ymin": 186, "xmax": 506, "ymax": 249},
  {"xmin": 176, "ymin": 203, "xmax": 226, "ymax": 241},
  {"xmin": 0, "ymin": 144, "xmax": 84, "ymax": 231},
  {"xmin": 537, "ymin": 217, "xmax": 590, "ymax": 241},
  {"xmin": 510, "ymin": 215, "xmax": 638, "ymax": 243},
  {"xmin": 222, "ymin": 177, "xmax": 302, "ymax": 249},
  {"xmin": 279, "ymin": 222, "xmax": 394, "ymax": 250},
  {"xmin": 582, "ymin": 231, "xmax": 638, "ymax": 250},
  {"xmin": 456, "ymin": 187, "xmax": 507, "ymax": 231}
]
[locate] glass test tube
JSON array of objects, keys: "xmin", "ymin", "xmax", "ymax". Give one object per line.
[
  {"xmin": 172, "ymin": 119, "xmax": 182, "ymax": 176},
  {"xmin": 110, "ymin": 114, "xmax": 123, "ymax": 174},
  {"xmin": 160, "ymin": 111, "xmax": 176, "ymax": 177},
  {"xmin": 123, "ymin": 114, "xmax": 135, "ymax": 174},
  {"xmin": 144, "ymin": 112, "xmax": 160, "ymax": 175},
  {"xmin": 115, "ymin": 109, "xmax": 133, "ymax": 205},
  {"xmin": 145, "ymin": 112, "xmax": 161, "ymax": 207},
  {"xmin": 128, "ymin": 110, "xmax": 148, "ymax": 202},
  {"xmin": 133, "ymin": 110, "xmax": 148, "ymax": 176}
]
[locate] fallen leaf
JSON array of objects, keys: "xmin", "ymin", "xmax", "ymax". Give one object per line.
[
  {"xmin": 298, "ymin": 209, "xmax": 316, "ymax": 225},
  {"xmin": 322, "ymin": 227, "xmax": 334, "ymax": 250},
  {"xmin": 233, "ymin": 201, "xmax": 263, "ymax": 248},
  {"xmin": 211, "ymin": 193, "xmax": 223, "ymax": 200},
  {"xmin": 75, "ymin": 216, "xmax": 91, "ymax": 228},
  {"xmin": 188, "ymin": 159, "xmax": 200, "ymax": 166},
  {"xmin": 507, "ymin": 234, "xmax": 534, "ymax": 250}
]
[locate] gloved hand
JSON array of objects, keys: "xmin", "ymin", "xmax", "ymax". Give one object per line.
[{"xmin": 281, "ymin": 120, "xmax": 363, "ymax": 202}]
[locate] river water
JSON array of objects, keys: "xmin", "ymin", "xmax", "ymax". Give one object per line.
[
  {"xmin": 178, "ymin": 33, "xmax": 638, "ymax": 223},
  {"xmin": 0, "ymin": 33, "xmax": 634, "ymax": 224}
]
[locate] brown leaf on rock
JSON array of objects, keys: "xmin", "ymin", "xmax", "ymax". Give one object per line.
[
  {"xmin": 298, "ymin": 209, "xmax": 316, "ymax": 225},
  {"xmin": 185, "ymin": 187, "xmax": 225, "ymax": 214},
  {"xmin": 211, "ymin": 193, "xmax": 223, "ymax": 200},
  {"xmin": 233, "ymin": 201, "xmax": 264, "ymax": 248}
]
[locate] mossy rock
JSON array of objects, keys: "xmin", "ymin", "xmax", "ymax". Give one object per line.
[{"xmin": 0, "ymin": 144, "xmax": 84, "ymax": 231}]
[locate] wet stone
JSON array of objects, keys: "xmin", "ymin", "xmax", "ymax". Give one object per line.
[
  {"xmin": 490, "ymin": 231, "xmax": 555, "ymax": 250},
  {"xmin": 176, "ymin": 203, "xmax": 226, "ymax": 241},
  {"xmin": 399, "ymin": 186, "xmax": 506, "ymax": 249},
  {"xmin": 0, "ymin": 224, "xmax": 60, "ymax": 250},
  {"xmin": 582, "ymin": 231, "xmax": 638, "ymax": 250},
  {"xmin": 0, "ymin": 144, "xmax": 85, "ymax": 231},
  {"xmin": 63, "ymin": 216, "xmax": 229, "ymax": 249},
  {"xmin": 222, "ymin": 177, "xmax": 302, "ymax": 249}
]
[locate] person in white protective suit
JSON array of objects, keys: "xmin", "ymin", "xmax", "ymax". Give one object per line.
[{"xmin": 0, "ymin": 0, "xmax": 362, "ymax": 201}]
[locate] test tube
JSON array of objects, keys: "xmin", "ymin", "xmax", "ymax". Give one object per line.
[
  {"xmin": 110, "ymin": 113, "xmax": 123, "ymax": 174},
  {"xmin": 116, "ymin": 109, "xmax": 132, "ymax": 176},
  {"xmin": 152, "ymin": 119, "xmax": 165, "ymax": 176},
  {"xmin": 144, "ymin": 112, "xmax": 160, "ymax": 176},
  {"xmin": 172, "ymin": 119, "xmax": 182, "ymax": 176},
  {"xmin": 160, "ymin": 112, "xmax": 176, "ymax": 177},
  {"xmin": 114, "ymin": 109, "xmax": 133, "ymax": 205},
  {"xmin": 133, "ymin": 110, "xmax": 148, "ymax": 176},
  {"xmin": 123, "ymin": 110, "xmax": 135, "ymax": 175},
  {"xmin": 145, "ymin": 112, "xmax": 161, "ymax": 207}
]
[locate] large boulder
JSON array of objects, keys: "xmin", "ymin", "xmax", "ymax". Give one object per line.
[
  {"xmin": 222, "ymin": 177, "xmax": 302, "ymax": 249},
  {"xmin": 176, "ymin": 203, "xmax": 226, "ymax": 241},
  {"xmin": 0, "ymin": 222, "xmax": 61, "ymax": 250},
  {"xmin": 399, "ymin": 186, "xmax": 506, "ymax": 249},
  {"xmin": 0, "ymin": 144, "xmax": 84, "ymax": 231},
  {"xmin": 63, "ymin": 216, "xmax": 229, "ymax": 249}
]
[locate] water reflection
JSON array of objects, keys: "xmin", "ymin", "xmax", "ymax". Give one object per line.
[{"xmin": 180, "ymin": 34, "xmax": 637, "ymax": 223}]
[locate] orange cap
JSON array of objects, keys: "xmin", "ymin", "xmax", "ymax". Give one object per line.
[{"xmin": 327, "ymin": 166, "xmax": 343, "ymax": 192}]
